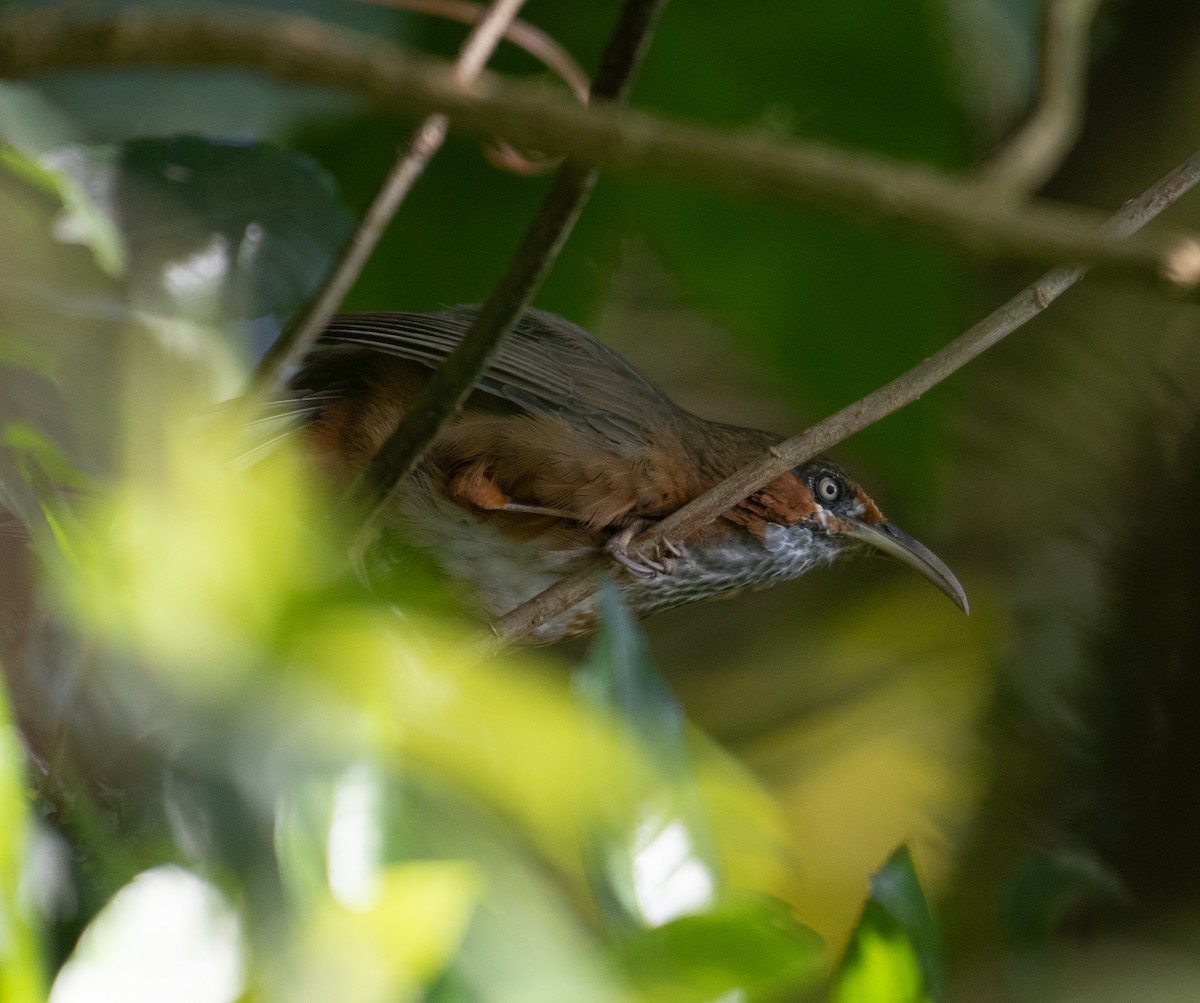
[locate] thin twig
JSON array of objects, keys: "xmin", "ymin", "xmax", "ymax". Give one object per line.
[
  {"xmin": 488, "ymin": 147, "xmax": 1200, "ymax": 647},
  {"xmin": 355, "ymin": 0, "xmax": 592, "ymax": 174},
  {"xmin": 355, "ymin": 0, "xmax": 589, "ymax": 99},
  {"xmin": 351, "ymin": 0, "xmax": 668, "ymax": 534},
  {"xmin": 975, "ymin": 0, "xmax": 1104, "ymax": 196},
  {"xmin": 1, "ymin": 10, "xmax": 1199, "ymax": 281},
  {"xmin": 246, "ymin": 0, "xmax": 528, "ymax": 398}
]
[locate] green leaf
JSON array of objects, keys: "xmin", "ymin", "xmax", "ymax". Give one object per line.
[
  {"xmin": 576, "ymin": 581, "xmax": 722, "ymax": 929},
  {"xmin": 0, "ymin": 683, "xmax": 44, "ymax": 1003},
  {"xmin": 834, "ymin": 902, "xmax": 929, "ymax": 1003},
  {"xmin": 0, "ymin": 135, "xmax": 354, "ymax": 534},
  {"xmin": 577, "ymin": 578, "xmax": 689, "ymax": 768},
  {"xmin": 999, "ymin": 849, "xmax": 1127, "ymax": 946},
  {"xmin": 0, "ymin": 149, "xmax": 128, "ymax": 529},
  {"xmin": 615, "ymin": 894, "xmax": 825, "ymax": 1003},
  {"xmin": 868, "ymin": 847, "xmax": 943, "ymax": 998},
  {"xmin": 835, "ymin": 847, "xmax": 942, "ymax": 1003},
  {"xmin": 295, "ymin": 860, "xmax": 482, "ymax": 1003},
  {"xmin": 48, "ymin": 137, "xmax": 354, "ymax": 332}
]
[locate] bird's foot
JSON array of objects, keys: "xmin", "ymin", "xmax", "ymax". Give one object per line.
[{"xmin": 604, "ymin": 522, "xmax": 687, "ymax": 579}]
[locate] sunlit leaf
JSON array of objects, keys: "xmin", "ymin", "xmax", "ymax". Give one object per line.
[
  {"xmin": 868, "ymin": 847, "xmax": 943, "ymax": 998},
  {"xmin": 55, "ymin": 412, "xmax": 334, "ymax": 699},
  {"xmin": 47, "ymin": 866, "xmax": 243, "ymax": 1003},
  {"xmin": 291, "ymin": 860, "xmax": 482, "ymax": 1003},
  {"xmin": 834, "ymin": 902, "xmax": 929, "ymax": 1003},
  {"xmin": 615, "ymin": 893, "xmax": 825, "ymax": 1003},
  {"xmin": 293, "ymin": 610, "xmax": 654, "ymax": 867},
  {"xmin": 834, "ymin": 848, "xmax": 941, "ymax": 1003},
  {"xmin": 0, "ymin": 682, "xmax": 44, "ymax": 1003}
]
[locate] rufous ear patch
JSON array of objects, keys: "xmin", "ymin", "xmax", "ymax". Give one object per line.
[
  {"xmin": 755, "ymin": 473, "xmax": 818, "ymax": 525},
  {"xmin": 854, "ymin": 489, "xmax": 884, "ymax": 524}
]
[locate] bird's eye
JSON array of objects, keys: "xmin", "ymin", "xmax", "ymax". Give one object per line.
[{"xmin": 815, "ymin": 475, "xmax": 843, "ymax": 504}]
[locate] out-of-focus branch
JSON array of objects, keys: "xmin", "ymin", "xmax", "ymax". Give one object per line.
[
  {"xmin": 246, "ymin": 0, "xmax": 528, "ymax": 398},
  {"xmin": 488, "ymin": 147, "xmax": 1200, "ymax": 647},
  {"xmin": 1, "ymin": 9, "xmax": 1199, "ymax": 281},
  {"xmin": 355, "ymin": 0, "xmax": 591, "ymax": 174},
  {"xmin": 356, "ymin": 0, "xmax": 589, "ymax": 99},
  {"xmin": 975, "ymin": 0, "xmax": 1104, "ymax": 196},
  {"xmin": 350, "ymin": 0, "xmax": 669, "ymax": 535}
]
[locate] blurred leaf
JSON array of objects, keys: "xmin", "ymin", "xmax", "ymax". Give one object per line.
[
  {"xmin": 294, "ymin": 859, "xmax": 482, "ymax": 1003},
  {"xmin": 0, "ymin": 146, "xmax": 128, "ymax": 530},
  {"xmin": 0, "ymin": 144, "xmax": 123, "ymax": 275},
  {"xmin": 47, "ymin": 866, "xmax": 243, "ymax": 1003},
  {"xmin": 999, "ymin": 849, "xmax": 1127, "ymax": 946},
  {"xmin": 578, "ymin": 579, "xmax": 691, "ymax": 769},
  {"xmin": 0, "ymin": 82, "xmax": 80, "ymax": 156},
  {"xmin": 615, "ymin": 893, "xmax": 825, "ymax": 1003},
  {"xmin": 835, "ymin": 847, "xmax": 941, "ymax": 1003},
  {"xmin": 56, "ymin": 413, "xmax": 333, "ymax": 699},
  {"xmin": 576, "ymin": 581, "xmax": 721, "ymax": 929},
  {"xmin": 868, "ymin": 847, "xmax": 943, "ymax": 998},
  {"xmin": 35, "ymin": 0, "xmax": 409, "ymax": 142},
  {"xmin": 48, "ymin": 137, "xmax": 354, "ymax": 336},
  {"xmin": 834, "ymin": 901, "xmax": 929, "ymax": 1003},
  {"xmin": 293, "ymin": 610, "xmax": 655, "ymax": 871},
  {"xmin": 0, "ymin": 682, "xmax": 44, "ymax": 1003},
  {"xmin": 1, "ymin": 134, "xmax": 352, "ymax": 537}
]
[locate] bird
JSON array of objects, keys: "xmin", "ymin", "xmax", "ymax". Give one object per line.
[{"xmin": 290, "ymin": 305, "xmax": 967, "ymax": 643}]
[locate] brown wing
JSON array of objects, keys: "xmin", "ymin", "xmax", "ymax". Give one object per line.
[{"xmin": 293, "ymin": 307, "xmax": 699, "ymax": 528}]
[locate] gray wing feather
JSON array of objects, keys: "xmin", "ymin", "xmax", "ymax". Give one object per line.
[{"xmin": 316, "ymin": 307, "xmax": 676, "ymax": 444}]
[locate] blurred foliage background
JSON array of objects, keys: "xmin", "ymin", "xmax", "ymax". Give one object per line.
[{"xmin": 3, "ymin": 0, "xmax": 1200, "ymax": 1000}]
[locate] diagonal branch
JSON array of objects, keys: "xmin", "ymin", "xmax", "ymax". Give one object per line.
[
  {"xmin": 487, "ymin": 147, "xmax": 1200, "ymax": 647},
  {"xmin": 246, "ymin": 0, "xmax": 529, "ymax": 399},
  {"xmin": 1, "ymin": 9, "xmax": 1199, "ymax": 281},
  {"xmin": 350, "ymin": 0, "xmax": 669, "ymax": 535}
]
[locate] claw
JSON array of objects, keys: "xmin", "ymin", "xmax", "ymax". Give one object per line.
[
  {"xmin": 607, "ymin": 545, "xmax": 663, "ymax": 578},
  {"xmin": 604, "ymin": 522, "xmax": 684, "ymax": 579}
]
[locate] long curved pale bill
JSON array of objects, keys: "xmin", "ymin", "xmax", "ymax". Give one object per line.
[{"xmin": 842, "ymin": 520, "xmax": 969, "ymax": 614}]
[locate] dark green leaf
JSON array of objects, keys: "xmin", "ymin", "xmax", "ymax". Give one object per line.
[
  {"xmin": 49, "ymin": 137, "xmax": 354, "ymax": 336},
  {"xmin": 999, "ymin": 850, "xmax": 1128, "ymax": 946},
  {"xmin": 577, "ymin": 577, "xmax": 687, "ymax": 768}
]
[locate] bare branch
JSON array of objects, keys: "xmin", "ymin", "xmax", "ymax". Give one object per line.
[
  {"xmin": 350, "ymin": 0, "xmax": 669, "ymax": 535},
  {"xmin": 488, "ymin": 147, "xmax": 1200, "ymax": 648},
  {"xmin": 1, "ymin": 9, "xmax": 1199, "ymax": 280},
  {"xmin": 246, "ymin": 0, "xmax": 528, "ymax": 398},
  {"xmin": 976, "ymin": 0, "xmax": 1104, "ymax": 196}
]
